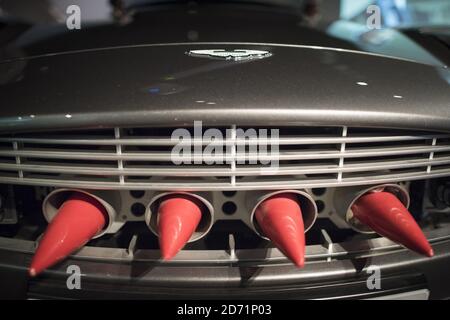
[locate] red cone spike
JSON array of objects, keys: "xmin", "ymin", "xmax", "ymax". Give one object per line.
[
  {"xmin": 351, "ymin": 191, "xmax": 433, "ymax": 257},
  {"xmin": 255, "ymin": 193, "xmax": 305, "ymax": 267},
  {"xmin": 29, "ymin": 192, "xmax": 107, "ymax": 277},
  {"xmin": 157, "ymin": 194, "xmax": 203, "ymax": 260}
]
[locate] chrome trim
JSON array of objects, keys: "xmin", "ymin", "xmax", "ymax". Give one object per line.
[{"xmin": 1, "ymin": 126, "xmax": 450, "ymax": 190}]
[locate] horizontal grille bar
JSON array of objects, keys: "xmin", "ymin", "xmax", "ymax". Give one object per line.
[
  {"xmin": 0, "ymin": 133, "xmax": 449, "ymax": 146},
  {"xmin": 0, "ymin": 156, "xmax": 449, "ymax": 176},
  {"xmin": 1, "ymin": 168, "xmax": 450, "ymax": 190},
  {"xmin": 1, "ymin": 144, "xmax": 450, "ymax": 161}
]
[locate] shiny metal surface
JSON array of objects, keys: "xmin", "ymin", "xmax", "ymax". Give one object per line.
[
  {"xmin": 0, "ymin": 42, "xmax": 449, "ymax": 133},
  {"xmin": 0, "ymin": 126, "xmax": 450, "ymax": 190},
  {"xmin": 1, "ymin": 3, "xmax": 448, "ymax": 132}
]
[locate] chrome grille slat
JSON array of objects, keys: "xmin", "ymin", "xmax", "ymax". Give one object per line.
[
  {"xmin": 1, "ymin": 126, "xmax": 450, "ymax": 190},
  {"xmin": 1, "ymin": 133, "xmax": 450, "ymax": 146},
  {"xmin": 0, "ymin": 156, "xmax": 450, "ymax": 176},
  {"xmin": 1, "ymin": 167, "xmax": 450, "ymax": 190},
  {"xmin": 1, "ymin": 144, "xmax": 450, "ymax": 161}
]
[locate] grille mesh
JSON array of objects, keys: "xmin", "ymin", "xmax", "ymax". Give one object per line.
[{"xmin": 0, "ymin": 126, "xmax": 450, "ymax": 190}]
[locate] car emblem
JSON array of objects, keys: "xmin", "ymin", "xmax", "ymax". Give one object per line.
[{"xmin": 186, "ymin": 49, "xmax": 272, "ymax": 61}]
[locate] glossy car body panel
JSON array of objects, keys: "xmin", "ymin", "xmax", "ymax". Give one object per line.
[
  {"xmin": 0, "ymin": 3, "xmax": 449, "ymax": 133},
  {"xmin": 0, "ymin": 42, "xmax": 449, "ymax": 133}
]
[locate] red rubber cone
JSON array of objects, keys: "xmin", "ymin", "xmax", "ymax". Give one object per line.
[
  {"xmin": 29, "ymin": 192, "xmax": 107, "ymax": 277},
  {"xmin": 255, "ymin": 193, "xmax": 305, "ymax": 267},
  {"xmin": 157, "ymin": 194, "xmax": 203, "ymax": 260},
  {"xmin": 351, "ymin": 191, "xmax": 433, "ymax": 257}
]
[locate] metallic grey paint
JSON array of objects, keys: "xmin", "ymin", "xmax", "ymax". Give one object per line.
[
  {"xmin": 0, "ymin": 3, "xmax": 449, "ymax": 133},
  {"xmin": 0, "ymin": 43, "xmax": 449, "ymax": 133}
]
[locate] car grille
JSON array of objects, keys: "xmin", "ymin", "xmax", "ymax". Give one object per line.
[{"xmin": 0, "ymin": 125, "xmax": 450, "ymax": 190}]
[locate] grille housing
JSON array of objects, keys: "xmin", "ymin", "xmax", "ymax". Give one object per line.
[{"xmin": 0, "ymin": 126, "xmax": 450, "ymax": 190}]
